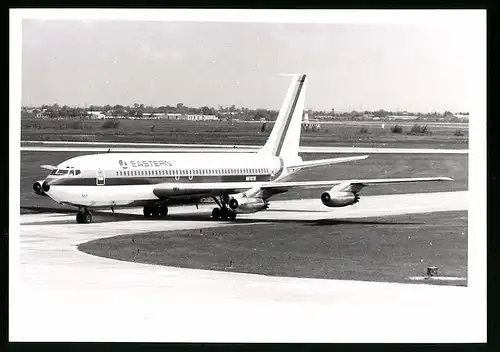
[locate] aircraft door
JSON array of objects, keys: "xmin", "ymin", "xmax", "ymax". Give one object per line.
[{"xmin": 96, "ymin": 168, "xmax": 105, "ymax": 185}]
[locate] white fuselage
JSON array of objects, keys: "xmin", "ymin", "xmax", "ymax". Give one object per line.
[{"xmin": 41, "ymin": 152, "xmax": 297, "ymax": 208}]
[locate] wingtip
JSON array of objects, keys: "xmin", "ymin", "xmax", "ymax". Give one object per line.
[{"xmin": 441, "ymin": 177, "xmax": 454, "ymax": 181}]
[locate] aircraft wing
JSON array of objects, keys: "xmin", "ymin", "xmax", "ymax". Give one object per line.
[
  {"xmin": 261, "ymin": 177, "xmax": 453, "ymax": 192},
  {"xmin": 153, "ymin": 177, "xmax": 453, "ymax": 199}
]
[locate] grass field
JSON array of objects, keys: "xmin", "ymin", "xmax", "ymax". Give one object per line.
[
  {"xmin": 21, "ymin": 119, "xmax": 468, "ymax": 149},
  {"xmin": 20, "ymin": 151, "xmax": 467, "ymax": 213},
  {"xmin": 78, "ymin": 210, "xmax": 467, "ymax": 286}
]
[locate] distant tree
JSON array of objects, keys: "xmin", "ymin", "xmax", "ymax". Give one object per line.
[
  {"xmin": 373, "ymin": 109, "xmax": 390, "ymax": 118},
  {"xmin": 391, "ymin": 125, "xmax": 403, "ymax": 134},
  {"xmin": 201, "ymin": 106, "xmax": 214, "ymax": 115},
  {"xmin": 68, "ymin": 121, "xmax": 82, "ymax": 129},
  {"xmin": 102, "ymin": 120, "xmax": 120, "ymax": 129},
  {"xmin": 409, "ymin": 124, "xmax": 431, "ymax": 135}
]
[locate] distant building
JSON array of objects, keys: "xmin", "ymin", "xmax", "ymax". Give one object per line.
[
  {"xmin": 388, "ymin": 115, "xmax": 419, "ymax": 120},
  {"xmin": 165, "ymin": 113, "xmax": 183, "ymax": 120},
  {"xmin": 142, "ymin": 112, "xmax": 165, "ymax": 119},
  {"xmin": 35, "ymin": 109, "xmax": 48, "ymax": 119},
  {"xmin": 302, "ymin": 122, "xmax": 321, "ymax": 130},
  {"xmin": 453, "ymin": 113, "xmax": 469, "ymax": 120},
  {"xmin": 87, "ymin": 111, "xmax": 105, "ymax": 119},
  {"xmin": 185, "ymin": 114, "xmax": 218, "ymax": 121}
]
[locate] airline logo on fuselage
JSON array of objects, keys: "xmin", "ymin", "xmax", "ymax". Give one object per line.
[
  {"xmin": 119, "ymin": 159, "xmax": 173, "ymax": 168},
  {"xmin": 119, "ymin": 160, "xmax": 128, "ymax": 169}
]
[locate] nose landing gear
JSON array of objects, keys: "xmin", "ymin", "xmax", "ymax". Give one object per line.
[{"xmin": 76, "ymin": 208, "xmax": 93, "ymax": 224}]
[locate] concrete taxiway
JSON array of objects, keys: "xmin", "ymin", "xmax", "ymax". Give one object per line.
[{"xmin": 10, "ymin": 190, "xmax": 476, "ymax": 342}]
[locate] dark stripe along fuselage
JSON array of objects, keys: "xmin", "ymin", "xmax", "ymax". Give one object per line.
[{"xmin": 48, "ymin": 174, "xmax": 273, "ymax": 186}]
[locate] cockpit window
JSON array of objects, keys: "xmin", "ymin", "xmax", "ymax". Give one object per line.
[
  {"xmin": 50, "ymin": 169, "xmax": 70, "ymax": 175},
  {"xmin": 75, "ymin": 170, "xmax": 81, "ymax": 175}
]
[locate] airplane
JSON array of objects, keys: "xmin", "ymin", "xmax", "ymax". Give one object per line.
[{"xmin": 32, "ymin": 74, "xmax": 453, "ymax": 224}]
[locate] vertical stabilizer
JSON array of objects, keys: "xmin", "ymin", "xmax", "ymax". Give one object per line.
[{"xmin": 259, "ymin": 74, "xmax": 307, "ymax": 160}]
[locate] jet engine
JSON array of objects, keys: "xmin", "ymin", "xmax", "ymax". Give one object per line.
[
  {"xmin": 33, "ymin": 180, "xmax": 48, "ymax": 196},
  {"xmin": 228, "ymin": 196, "xmax": 269, "ymax": 213},
  {"xmin": 320, "ymin": 190, "xmax": 359, "ymax": 207}
]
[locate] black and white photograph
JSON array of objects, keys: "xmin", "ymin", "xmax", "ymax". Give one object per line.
[{"xmin": 10, "ymin": 9, "xmax": 486, "ymax": 342}]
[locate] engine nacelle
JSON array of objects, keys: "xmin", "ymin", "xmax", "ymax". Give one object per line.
[
  {"xmin": 228, "ymin": 197, "xmax": 268, "ymax": 213},
  {"xmin": 33, "ymin": 180, "xmax": 48, "ymax": 196},
  {"xmin": 320, "ymin": 190, "xmax": 359, "ymax": 207}
]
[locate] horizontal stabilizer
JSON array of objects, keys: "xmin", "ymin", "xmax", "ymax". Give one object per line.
[{"xmin": 286, "ymin": 155, "xmax": 369, "ymax": 172}]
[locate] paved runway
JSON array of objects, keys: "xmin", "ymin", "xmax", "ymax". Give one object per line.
[
  {"xmin": 21, "ymin": 143, "xmax": 468, "ymax": 154},
  {"xmin": 11, "ymin": 191, "xmax": 477, "ymax": 342}
]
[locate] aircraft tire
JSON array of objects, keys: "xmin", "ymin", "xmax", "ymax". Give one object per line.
[
  {"xmin": 143, "ymin": 206, "xmax": 152, "ymax": 217},
  {"xmin": 228, "ymin": 211, "xmax": 236, "ymax": 221},
  {"xmin": 220, "ymin": 207, "xmax": 229, "ymax": 221},
  {"xmin": 159, "ymin": 205, "xmax": 168, "ymax": 217},
  {"xmin": 82, "ymin": 210, "xmax": 92, "ymax": 224},
  {"xmin": 76, "ymin": 211, "xmax": 83, "ymax": 223},
  {"xmin": 212, "ymin": 207, "xmax": 221, "ymax": 220}
]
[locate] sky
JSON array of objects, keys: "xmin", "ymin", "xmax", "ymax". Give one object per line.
[{"xmin": 21, "ymin": 16, "xmax": 483, "ymax": 112}]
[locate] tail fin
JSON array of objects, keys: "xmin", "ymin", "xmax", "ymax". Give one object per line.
[{"xmin": 259, "ymin": 74, "xmax": 307, "ymax": 159}]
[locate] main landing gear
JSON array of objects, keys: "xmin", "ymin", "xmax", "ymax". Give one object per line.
[
  {"xmin": 211, "ymin": 195, "xmax": 237, "ymax": 221},
  {"xmin": 143, "ymin": 204, "xmax": 169, "ymax": 218},
  {"xmin": 76, "ymin": 208, "xmax": 93, "ymax": 224}
]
